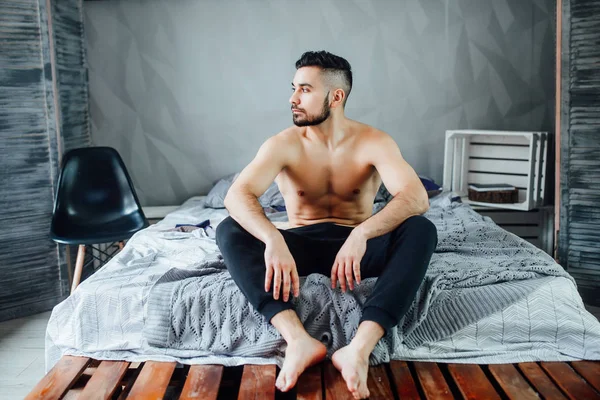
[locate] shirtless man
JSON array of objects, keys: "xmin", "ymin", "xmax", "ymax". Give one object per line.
[{"xmin": 215, "ymin": 51, "xmax": 437, "ymax": 399}]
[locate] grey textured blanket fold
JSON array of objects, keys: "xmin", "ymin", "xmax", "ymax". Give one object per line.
[{"xmin": 143, "ymin": 196, "xmax": 571, "ymax": 364}]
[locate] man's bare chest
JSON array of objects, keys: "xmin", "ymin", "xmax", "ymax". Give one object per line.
[{"xmin": 276, "ymin": 153, "xmax": 378, "ymax": 201}]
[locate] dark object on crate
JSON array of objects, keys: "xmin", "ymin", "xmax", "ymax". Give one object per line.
[{"xmin": 468, "ymin": 183, "xmax": 518, "ymax": 203}]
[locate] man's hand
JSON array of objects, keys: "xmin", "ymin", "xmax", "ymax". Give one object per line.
[
  {"xmin": 331, "ymin": 231, "xmax": 367, "ymax": 292},
  {"xmin": 264, "ymin": 237, "xmax": 300, "ymax": 302}
]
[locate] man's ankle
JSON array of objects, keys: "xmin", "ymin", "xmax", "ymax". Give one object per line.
[
  {"xmin": 349, "ymin": 320, "xmax": 385, "ymax": 357},
  {"xmin": 271, "ymin": 309, "xmax": 310, "ymax": 343}
]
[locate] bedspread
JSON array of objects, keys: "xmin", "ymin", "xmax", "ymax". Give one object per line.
[{"xmin": 45, "ymin": 193, "xmax": 600, "ymax": 372}]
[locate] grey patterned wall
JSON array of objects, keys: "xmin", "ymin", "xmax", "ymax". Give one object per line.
[
  {"xmin": 0, "ymin": 0, "xmax": 90, "ymax": 321},
  {"xmin": 84, "ymin": 0, "xmax": 556, "ymax": 207}
]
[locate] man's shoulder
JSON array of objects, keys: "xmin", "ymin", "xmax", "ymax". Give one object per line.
[
  {"xmin": 352, "ymin": 121, "xmax": 393, "ymax": 144},
  {"xmin": 279, "ymin": 125, "xmax": 305, "ymax": 138},
  {"xmin": 260, "ymin": 127, "xmax": 303, "ymax": 159},
  {"xmin": 270, "ymin": 126, "xmax": 304, "ymax": 146}
]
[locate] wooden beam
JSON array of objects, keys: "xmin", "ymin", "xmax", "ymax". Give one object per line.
[
  {"xmin": 78, "ymin": 361, "xmax": 130, "ymax": 399},
  {"xmin": 366, "ymin": 364, "xmax": 394, "ymax": 399},
  {"xmin": 555, "ymin": 0, "xmax": 562, "ymax": 260},
  {"xmin": 447, "ymin": 363, "xmax": 500, "ymax": 400},
  {"xmin": 488, "ymin": 363, "xmax": 538, "ymax": 399},
  {"xmin": 297, "ymin": 364, "xmax": 323, "ymax": 400},
  {"xmin": 413, "ymin": 361, "xmax": 453, "ymax": 399},
  {"xmin": 518, "ymin": 362, "xmax": 567, "ymax": 400},
  {"xmin": 541, "ymin": 362, "xmax": 600, "ymax": 400},
  {"xmin": 237, "ymin": 364, "xmax": 276, "ymax": 399},
  {"xmin": 179, "ymin": 364, "xmax": 224, "ymax": 400},
  {"xmin": 25, "ymin": 356, "xmax": 91, "ymax": 400},
  {"xmin": 126, "ymin": 361, "xmax": 177, "ymax": 399},
  {"xmin": 570, "ymin": 361, "xmax": 600, "ymax": 393},
  {"xmin": 388, "ymin": 361, "xmax": 420, "ymax": 399}
]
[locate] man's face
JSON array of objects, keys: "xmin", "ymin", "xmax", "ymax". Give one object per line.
[{"xmin": 289, "ymin": 67, "xmax": 331, "ymax": 127}]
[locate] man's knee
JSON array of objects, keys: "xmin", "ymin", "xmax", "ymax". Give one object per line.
[
  {"xmin": 400, "ymin": 215, "xmax": 438, "ymax": 248},
  {"xmin": 215, "ymin": 216, "xmax": 245, "ymax": 247}
]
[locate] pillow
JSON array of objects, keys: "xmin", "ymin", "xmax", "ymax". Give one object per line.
[
  {"xmin": 204, "ymin": 173, "xmax": 285, "ymax": 208},
  {"xmin": 203, "ymin": 178, "xmax": 234, "ymax": 208},
  {"xmin": 374, "ymin": 175, "xmax": 442, "ymax": 203},
  {"xmin": 420, "ymin": 175, "xmax": 443, "ymax": 198}
]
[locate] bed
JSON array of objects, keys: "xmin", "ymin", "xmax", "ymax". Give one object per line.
[{"xmin": 44, "ymin": 188, "xmax": 600, "ymax": 377}]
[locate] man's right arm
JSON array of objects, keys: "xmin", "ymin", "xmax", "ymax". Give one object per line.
[
  {"xmin": 223, "ymin": 133, "xmax": 294, "ymax": 245},
  {"xmin": 224, "ymin": 133, "xmax": 300, "ymax": 302}
]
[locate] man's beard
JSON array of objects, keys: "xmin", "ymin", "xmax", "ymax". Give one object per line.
[{"xmin": 292, "ymin": 95, "xmax": 331, "ymax": 127}]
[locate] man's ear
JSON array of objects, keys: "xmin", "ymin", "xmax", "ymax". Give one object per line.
[{"xmin": 332, "ymin": 88, "xmax": 345, "ymax": 108}]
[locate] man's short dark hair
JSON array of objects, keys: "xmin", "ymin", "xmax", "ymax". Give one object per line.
[{"xmin": 295, "ymin": 51, "xmax": 352, "ymax": 106}]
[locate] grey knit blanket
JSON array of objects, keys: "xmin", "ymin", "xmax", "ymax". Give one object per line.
[{"xmin": 142, "ymin": 195, "xmax": 571, "ymax": 364}]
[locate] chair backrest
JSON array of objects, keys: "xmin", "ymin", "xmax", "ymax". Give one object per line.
[{"xmin": 52, "ymin": 147, "xmax": 146, "ymax": 226}]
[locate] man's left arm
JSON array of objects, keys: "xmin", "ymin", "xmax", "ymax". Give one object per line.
[
  {"xmin": 353, "ymin": 133, "xmax": 430, "ymax": 241},
  {"xmin": 331, "ymin": 132, "xmax": 430, "ymax": 292}
]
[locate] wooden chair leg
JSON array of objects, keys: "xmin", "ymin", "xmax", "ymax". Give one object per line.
[{"xmin": 71, "ymin": 245, "xmax": 86, "ymax": 293}]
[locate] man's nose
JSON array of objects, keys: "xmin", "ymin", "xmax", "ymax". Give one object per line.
[{"xmin": 289, "ymin": 91, "xmax": 299, "ymax": 106}]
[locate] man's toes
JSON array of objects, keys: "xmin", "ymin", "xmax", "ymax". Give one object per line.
[
  {"xmin": 275, "ymin": 373, "xmax": 285, "ymax": 390},
  {"xmin": 358, "ymin": 384, "xmax": 369, "ymax": 399},
  {"xmin": 345, "ymin": 376, "xmax": 359, "ymax": 393},
  {"xmin": 278, "ymin": 371, "xmax": 296, "ymax": 392}
]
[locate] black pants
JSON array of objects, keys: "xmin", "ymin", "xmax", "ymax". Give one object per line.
[{"xmin": 215, "ymin": 215, "xmax": 438, "ymax": 334}]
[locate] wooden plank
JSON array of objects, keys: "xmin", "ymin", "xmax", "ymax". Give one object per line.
[
  {"xmin": 25, "ymin": 355, "xmax": 91, "ymax": 400},
  {"xmin": 555, "ymin": 0, "xmax": 562, "ymax": 243},
  {"xmin": 502, "ymin": 225, "xmax": 541, "ymax": 238},
  {"xmin": 297, "ymin": 364, "xmax": 323, "ymax": 400},
  {"xmin": 518, "ymin": 362, "xmax": 567, "ymax": 400},
  {"xmin": 570, "ymin": 361, "xmax": 600, "ymax": 393},
  {"xmin": 488, "ymin": 364, "xmax": 539, "ymax": 400},
  {"xmin": 366, "ymin": 364, "xmax": 394, "ymax": 400},
  {"xmin": 388, "ymin": 361, "xmax": 420, "ymax": 400},
  {"xmin": 324, "ymin": 362, "xmax": 354, "ymax": 400},
  {"xmin": 541, "ymin": 362, "xmax": 600, "ymax": 400},
  {"xmin": 470, "ymin": 144, "xmax": 531, "ymax": 160},
  {"xmin": 413, "ymin": 361, "xmax": 453, "ymax": 399},
  {"xmin": 116, "ymin": 362, "xmax": 145, "ymax": 400},
  {"xmin": 63, "ymin": 366, "xmax": 97, "ymax": 399},
  {"xmin": 126, "ymin": 361, "xmax": 177, "ymax": 400},
  {"xmin": 469, "ymin": 158, "xmax": 530, "ymax": 175},
  {"xmin": 471, "ymin": 134, "xmax": 531, "ymax": 146},
  {"xmin": 447, "ymin": 363, "xmax": 501, "ymax": 400},
  {"xmin": 468, "ymin": 171, "xmax": 529, "ymax": 189},
  {"xmin": 77, "ymin": 361, "xmax": 130, "ymax": 399},
  {"xmin": 237, "ymin": 364, "xmax": 276, "ymax": 400},
  {"xmin": 179, "ymin": 364, "xmax": 224, "ymax": 400},
  {"xmin": 478, "ymin": 209, "xmax": 541, "ymax": 225}
]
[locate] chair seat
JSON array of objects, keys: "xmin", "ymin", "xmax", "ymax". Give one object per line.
[{"xmin": 51, "ymin": 211, "xmax": 149, "ymax": 245}]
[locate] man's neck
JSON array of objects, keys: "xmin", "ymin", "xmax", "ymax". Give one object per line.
[{"xmin": 306, "ymin": 113, "xmax": 350, "ymax": 149}]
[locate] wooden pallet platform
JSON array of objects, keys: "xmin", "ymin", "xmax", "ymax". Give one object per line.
[{"xmin": 26, "ymin": 356, "xmax": 600, "ymax": 399}]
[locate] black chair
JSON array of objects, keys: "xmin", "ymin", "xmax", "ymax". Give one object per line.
[{"xmin": 51, "ymin": 147, "xmax": 149, "ymax": 293}]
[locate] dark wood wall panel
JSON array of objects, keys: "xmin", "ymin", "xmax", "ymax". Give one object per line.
[
  {"xmin": 0, "ymin": 0, "xmax": 63, "ymax": 320},
  {"xmin": 51, "ymin": 0, "xmax": 91, "ymax": 152},
  {"xmin": 559, "ymin": 0, "xmax": 600, "ymax": 303},
  {"xmin": 0, "ymin": 0, "xmax": 90, "ymax": 321}
]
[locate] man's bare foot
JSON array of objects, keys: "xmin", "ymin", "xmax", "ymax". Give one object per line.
[
  {"xmin": 331, "ymin": 344, "xmax": 370, "ymax": 399},
  {"xmin": 275, "ymin": 336, "xmax": 327, "ymax": 392}
]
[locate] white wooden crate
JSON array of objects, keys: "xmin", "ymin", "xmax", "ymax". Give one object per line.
[
  {"xmin": 472, "ymin": 206, "xmax": 555, "ymax": 255},
  {"xmin": 443, "ymin": 130, "xmax": 548, "ymax": 211}
]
